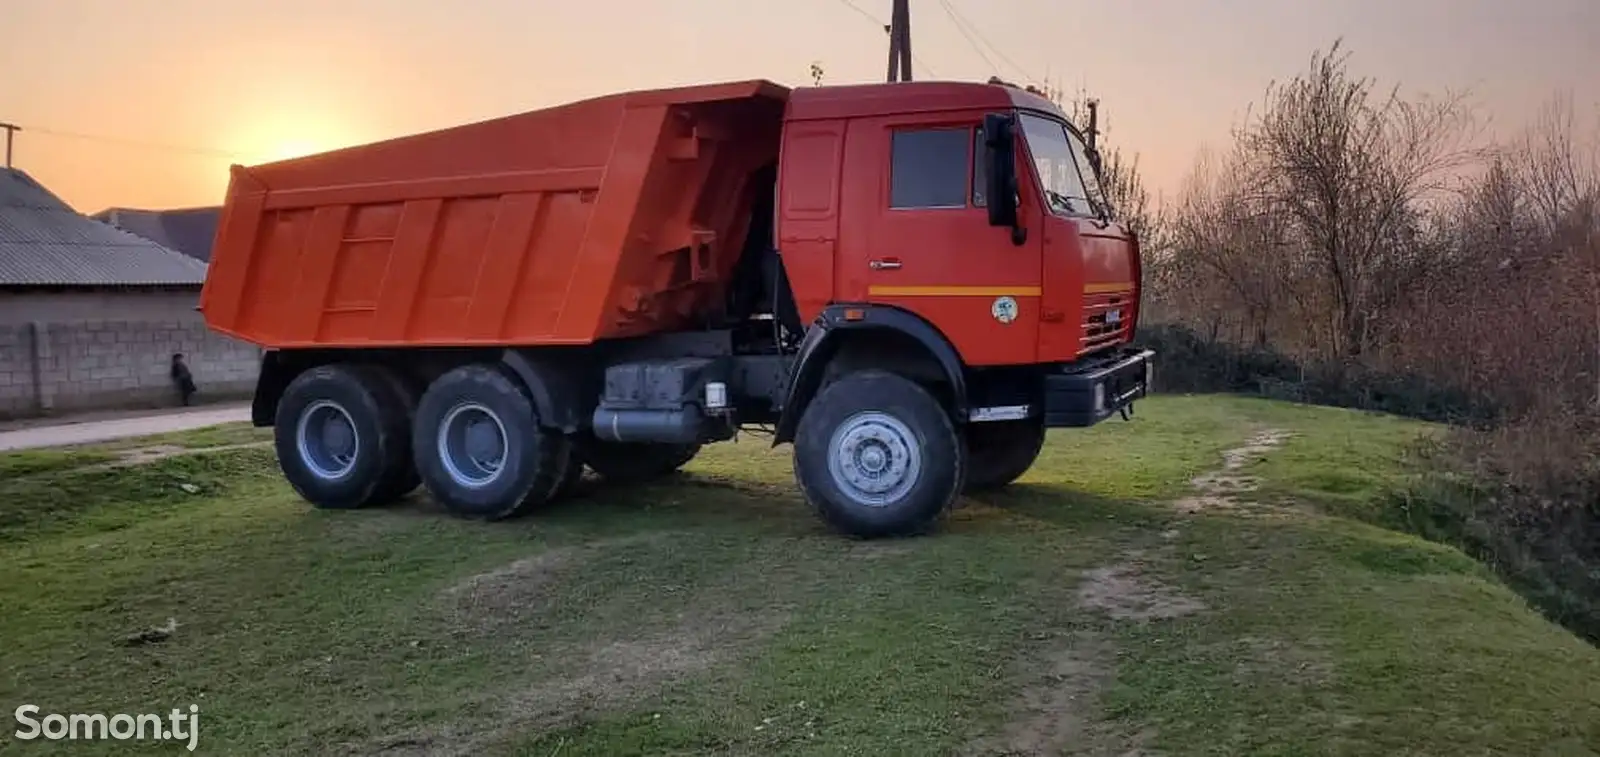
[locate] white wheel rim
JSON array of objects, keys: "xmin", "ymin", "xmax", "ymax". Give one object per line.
[
  {"xmin": 826, "ymin": 410, "xmax": 921, "ymax": 507},
  {"xmin": 437, "ymin": 402, "xmax": 509, "ymax": 489},
  {"xmin": 295, "ymin": 400, "xmax": 359, "ymax": 481}
]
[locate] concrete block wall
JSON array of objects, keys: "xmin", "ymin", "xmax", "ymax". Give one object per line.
[
  {"xmin": 0, "ymin": 325, "xmax": 34, "ymax": 418},
  {"xmin": 0, "ymin": 319, "xmax": 261, "ymax": 420}
]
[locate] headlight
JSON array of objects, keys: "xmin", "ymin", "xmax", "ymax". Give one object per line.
[{"xmin": 705, "ymin": 381, "xmax": 728, "ymax": 410}]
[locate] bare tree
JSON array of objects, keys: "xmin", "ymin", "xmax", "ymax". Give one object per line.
[{"xmin": 1239, "ymin": 39, "xmax": 1482, "ymax": 357}]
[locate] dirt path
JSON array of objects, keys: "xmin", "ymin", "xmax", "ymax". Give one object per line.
[
  {"xmin": 98, "ymin": 441, "xmax": 272, "ymax": 470},
  {"xmin": 0, "ymin": 403, "xmax": 251, "ymax": 452},
  {"xmin": 976, "ymin": 427, "xmax": 1293, "ymax": 756},
  {"xmin": 1175, "ymin": 428, "xmax": 1292, "ymax": 514}
]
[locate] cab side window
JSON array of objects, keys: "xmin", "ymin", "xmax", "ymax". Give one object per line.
[{"xmin": 889, "ymin": 127, "xmax": 972, "ymax": 209}]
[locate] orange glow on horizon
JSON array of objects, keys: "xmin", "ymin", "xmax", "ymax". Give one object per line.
[{"xmin": 4, "ymin": 0, "xmax": 1594, "ymax": 214}]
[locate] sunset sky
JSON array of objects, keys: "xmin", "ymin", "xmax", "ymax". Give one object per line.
[{"xmin": 4, "ymin": 0, "xmax": 1596, "ymax": 214}]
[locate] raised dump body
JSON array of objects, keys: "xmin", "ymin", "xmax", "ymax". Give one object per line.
[{"xmin": 200, "ymin": 80, "xmax": 790, "ymax": 348}]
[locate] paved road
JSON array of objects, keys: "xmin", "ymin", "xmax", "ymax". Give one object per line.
[{"xmin": 0, "ymin": 403, "xmax": 253, "ymax": 452}]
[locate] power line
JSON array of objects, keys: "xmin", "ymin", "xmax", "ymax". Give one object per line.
[
  {"xmin": 832, "ymin": 0, "xmax": 883, "ymax": 27},
  {"xmin": 938, "ymin": 0, "xmax": 1035, "ymax": 83},
  {"xmin": 19, "ymin": 125, "xmax": 244, "ymax": 159},
  {"xmin": 936, "ymin": 0, "xmax": 997, "ymax": 75}
]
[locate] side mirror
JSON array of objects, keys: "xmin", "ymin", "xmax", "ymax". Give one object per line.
[
  {"xmin": 983, "ymin": 113, "xmax": 1016, "ymax": 228},
  {"xmin": 983, "ymin": 113, "xmax": 1026, "ymax": 245}
]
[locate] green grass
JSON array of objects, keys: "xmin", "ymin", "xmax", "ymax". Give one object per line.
[
  {"xmin": 0, "ymin": 447, "xmax": 117, "ymax": 478},
  {"xmin": 0, "ymin": 396, "xmax": 1595, "ymax": 756}
]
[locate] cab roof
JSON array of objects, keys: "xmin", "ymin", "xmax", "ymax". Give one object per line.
[{"xmin": 787, "ymin": 80, "xmax": 1066, "ymax": 122}]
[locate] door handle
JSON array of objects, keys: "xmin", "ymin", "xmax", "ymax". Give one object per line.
[{"xmin": 869, "ymin": 258, "xmax": 902, "ymax": 270}]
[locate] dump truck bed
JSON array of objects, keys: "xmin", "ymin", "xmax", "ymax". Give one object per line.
[{"xmin": 199, "ymin": 80, "xmax": 790, "ymax": 348}]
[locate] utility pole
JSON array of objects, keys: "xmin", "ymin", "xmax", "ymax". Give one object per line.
[
  {"xmin": 886, "ymin": 0, "xmax": 912, "ymax": 83},
  {"xmin": 0, "ymin": 123, "xmax": 19, "ymax": 168}
]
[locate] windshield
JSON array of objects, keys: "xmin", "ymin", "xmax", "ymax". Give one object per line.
[
  {"xmin": 1066, "ymin": 129, "xmax": 1106, "ymax": 212},
  {"xmin": 1018, "ymin": 112, "xmax": 1101, "ymax": 217}
]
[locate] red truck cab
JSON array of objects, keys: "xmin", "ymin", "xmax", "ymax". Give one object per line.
[{"xmin": 772, "ymin": 82, "xmax": 1151, "ymax": 445}]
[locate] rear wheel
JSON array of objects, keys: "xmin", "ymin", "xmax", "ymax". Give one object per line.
[
  {"xmin": 274, "ymin": 363, "xmax": 414, "ymax": 510},
  {"xmin": 412, "ymin": 364, "xmax": 570, "ymax": 520},
  {"xmin": 582, "ymin": 440, "xmax": 700, "ymax": 485},
  {"xmin": 372, "ymin": 369, "xmax": 423, "ymax": 502},
  {"xmin": 793, "ymin": 370, "xmax": 964, "ymax": 538},
  {"xmin": 964, "ymin": 418, "xmax": 1046, "ymax": 491}
]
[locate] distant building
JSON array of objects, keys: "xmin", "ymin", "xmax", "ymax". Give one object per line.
[
  {"xmin": 0, "ymin": 169, "xmax": 258, "ymax": 419},
  {"xmin": 91, "ymin": 205, "xmax": 221, "ymax": 263},
  {"xmin": 0, "ymin": 168, "xmax": 209, "ymax": 324}
]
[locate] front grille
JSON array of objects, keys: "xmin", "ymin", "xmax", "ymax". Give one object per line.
[{"xmin": 1080, "ymin": 295, "xmax": 1130, "ymax": 354}]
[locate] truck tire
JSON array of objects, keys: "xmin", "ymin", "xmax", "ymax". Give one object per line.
[
  {"xmin": 412, "ymin": 364, "xmax": 570, "ymax": 520},
  {"xmin": 372, "ymin": 368, "xmax": 423, "ymax": 502},
  {"xmin": 964, "ymin": 418, "xmax": 1046, "ymax": 492},
  {"xmin": 274, "ymin": 363, "xmax": 415, "ymax": 510},
  {"xmin": 582, "ymin": 441, "xmax": 700, "ymax": 485},
  {"xmin": 793, "ymin": 370, "xmax": 964, "ymax": 538}
]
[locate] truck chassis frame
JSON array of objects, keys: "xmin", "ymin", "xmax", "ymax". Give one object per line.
[{"xmin": 251, "ymin": 303, "xmax": 1151, "ymax": 538}]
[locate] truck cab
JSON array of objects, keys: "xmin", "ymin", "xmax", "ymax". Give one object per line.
[
  {"xmin": 778, "ymin": 82, "xmax": 1141, "ymax": 365},
  {"xmin": 772, "ymin": 81, "xmax": 1151, "ymax": 450}
]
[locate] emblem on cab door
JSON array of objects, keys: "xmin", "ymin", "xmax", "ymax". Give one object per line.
[{"xmin": 991, "ymin": 296, "xmax": 1019, "ymax": 324}]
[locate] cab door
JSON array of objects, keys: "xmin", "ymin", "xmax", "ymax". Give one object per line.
[{"xmin": 843, "ymin": 115, "xmax": 1042, "ymax": 367}]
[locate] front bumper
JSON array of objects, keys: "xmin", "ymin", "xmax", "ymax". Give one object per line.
[{"xmin": 1042, "ymin": 347, "xmax": 1154, "ymax": 427}]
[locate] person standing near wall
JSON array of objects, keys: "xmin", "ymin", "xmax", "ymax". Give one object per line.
[{"xmin": 170, "ymin": 353, "xmax": 197, "ymax": 406}]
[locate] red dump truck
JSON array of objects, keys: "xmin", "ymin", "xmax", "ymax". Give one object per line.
[{"xmin": 199, "ymin": 78, "xmax": 1152, "ymax": 538}]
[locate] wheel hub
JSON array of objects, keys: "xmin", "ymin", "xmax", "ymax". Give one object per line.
[
  {"xmin": 438, "ymin": 402, "xmax": 508, "ymax": 488},
  {"xmin": 321, "ymin": 420, "xmax": 354, "ymax": 459},
  {"xmin": 827, "ymin": 411, "xmax": 921, "ymax": 507},
  {"xmin": 295, "ymin": 400, "xmax": 360, "ymax": 481},
  {"xmin": 858, "ymin": 443, "xmax": 889, "ymax": 474}
]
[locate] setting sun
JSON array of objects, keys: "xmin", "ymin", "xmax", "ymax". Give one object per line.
[
  {"xmin": 241, "ymin": 120, "xmax": 362, "ymax": 165},
  {"xmin": 225, "ymin": 99, "xmax": 368, "ymax": 167},
  {"xmin": 258, "ymin": 138, "xmax": 333, "ymax": 164}
]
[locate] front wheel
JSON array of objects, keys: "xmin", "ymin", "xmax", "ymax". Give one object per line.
[
  {"xmin": 793, "ymin": 370, "xmax": 964, "ymax": 538},
  {"xmin": 964, "ymin": 418, "xmax": 1046, "ymax": 491}
]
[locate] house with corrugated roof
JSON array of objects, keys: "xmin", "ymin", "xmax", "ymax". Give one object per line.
[
  {"xmin": 0, "ymin": 167, "xmax": 209, "ymax": 324},
  {"xmin": 0, "ymin": 168, "xmax": 262, "ymax": 419},
  {"xmin": 91, "ymin": 205, "xmax": 221, "ymax": 263}
]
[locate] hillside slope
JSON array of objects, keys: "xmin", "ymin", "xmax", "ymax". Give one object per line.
[{"xmin": 0, "ymin": 395, "xmax": 1595, "ymax": 755}]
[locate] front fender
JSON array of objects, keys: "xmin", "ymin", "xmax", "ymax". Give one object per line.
[{"xmin": 772, "ymin": 304, "xmax": 968, "ymax": 445}]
